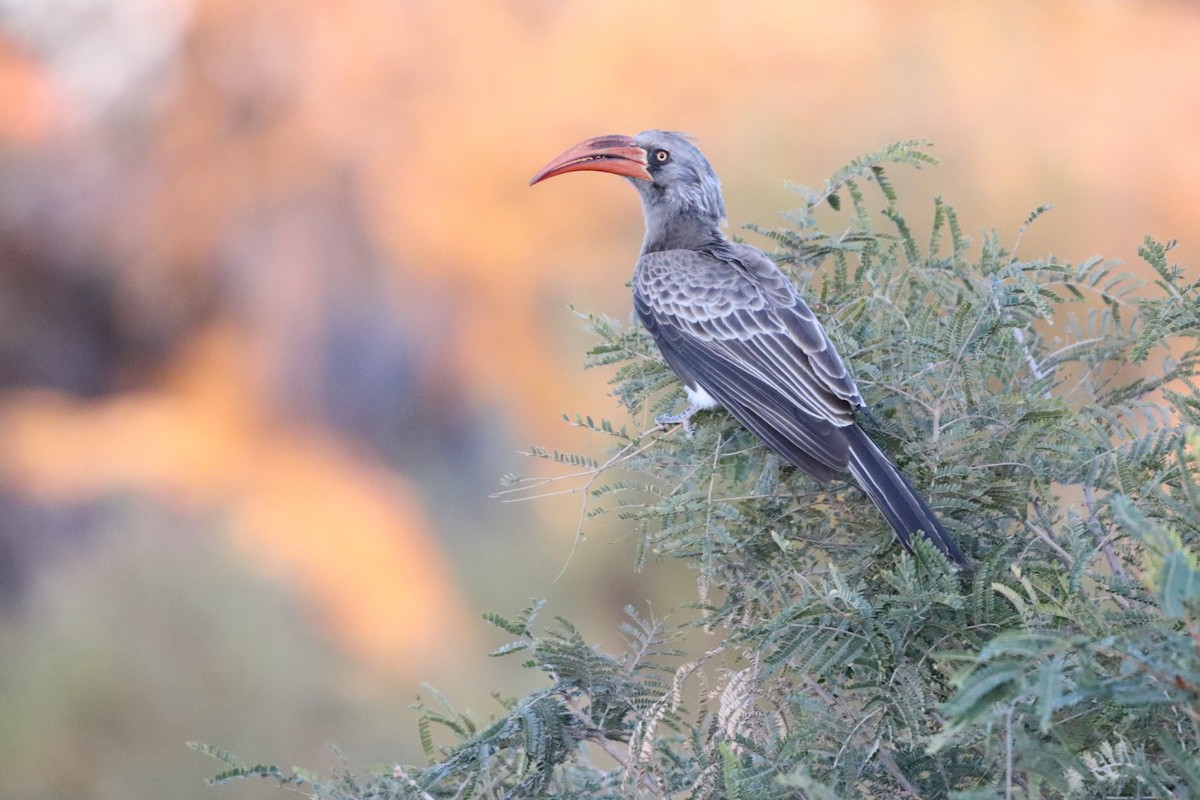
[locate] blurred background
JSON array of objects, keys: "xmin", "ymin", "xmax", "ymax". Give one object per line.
[{"xmin": 0, "ymin": 1, "xmax": 1197, "ymax": 797}]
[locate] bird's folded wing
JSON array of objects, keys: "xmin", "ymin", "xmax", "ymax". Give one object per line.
[{"xmin": 634, "ymin": 249, "xmax": 863, "ymax": 476}]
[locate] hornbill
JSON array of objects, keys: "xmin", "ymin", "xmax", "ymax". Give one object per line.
[{"xmin": 531, "ymin": 130, "xmax": 968, "ymax": 567}]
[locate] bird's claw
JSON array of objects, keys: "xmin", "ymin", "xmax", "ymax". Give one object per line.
[{"xmin": 655, "ymin": 406, "xmax": 699, "ymax": 438}]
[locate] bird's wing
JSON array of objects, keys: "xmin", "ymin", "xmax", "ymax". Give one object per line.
[{"xmin": 633, "ymin": 246, "xmax": 863, "ymax": 478}]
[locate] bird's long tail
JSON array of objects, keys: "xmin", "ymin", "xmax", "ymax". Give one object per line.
[{"xmin": 843, "ymin": 425, "xmax": 970, "ymax": 567}]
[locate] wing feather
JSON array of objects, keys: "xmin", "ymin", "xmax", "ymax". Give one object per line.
[{"xmin": 634, "ymin": 246, "xmax": 864, "ymax": 477}]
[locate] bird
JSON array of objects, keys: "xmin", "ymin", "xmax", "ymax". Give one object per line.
[{"xmin": 530, "ymin": 130, "xmax": 969, "ymax": 567}]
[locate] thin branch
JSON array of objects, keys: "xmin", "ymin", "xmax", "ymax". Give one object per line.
[
  {"xmin": 1026, "ymin": 498, "xmax": 1073, "ymax": 568},
  {"xmin": 875, "ymin": 746, "xmax": 926, "ymax": 800},
  {"xmin": 1084, "ymin": 486, "xmax": 1128, "ymax": 581},
  {"xmin": 1004, "ymin": 703, "xmax": 1015, "ymax": 800},
  {"xmin": 562, "ymin": 693, "xmax": 666, "ymax": 798}
]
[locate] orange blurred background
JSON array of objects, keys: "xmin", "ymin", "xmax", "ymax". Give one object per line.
[{"xmin": 1, "ymin": 2, "xmax": 1197, "ymax": 796}]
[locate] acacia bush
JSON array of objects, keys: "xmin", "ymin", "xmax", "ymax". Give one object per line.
[{"xmin": 195, "ymin": 143, "xmax": 1200, "ymax": 799}]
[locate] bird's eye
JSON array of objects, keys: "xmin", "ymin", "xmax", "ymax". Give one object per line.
[{"xmin": 653, "ymin": 149, "xmax": 670, "ymax": 163}]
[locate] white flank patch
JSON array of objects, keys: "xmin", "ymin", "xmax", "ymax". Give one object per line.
[{"xmin": 685, "ymin": 384, "xmax": 720, "ymax": 410}]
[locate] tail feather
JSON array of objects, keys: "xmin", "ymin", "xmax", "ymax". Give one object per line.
[{"xmin": 843, "ymin": 425, "xmax": 970, "ymax": 567}]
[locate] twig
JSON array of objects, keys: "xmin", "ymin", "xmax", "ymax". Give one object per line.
[
  {"xmin": 1004, "ymin": 703, "xmax": 1015, "ymax": 800},
  {"xmin": 805, "ymin": 677, "xmax": 922, "ymax": 798},
  {"xmin": 1083, "ymin": 486, "xmax": 1127, "ymax": 580},
  {"xmin": 697, "ymin": 432, "xmax": 724, "ymax": 612},
  {"xmin": 562, "ymin": 693, "xmax": 665, "ymax": 798},
  {"xmin": 1080, "ymin": 486, "xmax": 1134, "ymax": 610},
  {"xmin": 1026, "ymin": 498, "xmax": 1073, "ymax": 567},
  {"xmin": 1011, "ymin": 326, "xmax": 1054, "ymax": 394},
  {"xmin": 492, "ymin": 422, "xmax": 667, "ymax": 581},
  {"xmin": 1022, "ymin": 519, "xmax": 1072, "ymax": 568},
  {"xmin": 875, "ymin": 746, "xmax": 926, "ymax": 800},
  {"xmin": 490, "ymin": 422, "xmax": 665, "ymax": 501}
]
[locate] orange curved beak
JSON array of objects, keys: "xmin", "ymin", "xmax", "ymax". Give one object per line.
[{"xmin": 529, "ymin": 134, "xmax": 651, "ymax": 186}]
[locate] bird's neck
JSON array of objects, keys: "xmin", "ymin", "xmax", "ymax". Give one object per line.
[{"xmin": 640, "ymin": 210, "xmax": 726, "ymax": 255}]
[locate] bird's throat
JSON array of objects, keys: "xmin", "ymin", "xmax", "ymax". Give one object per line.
[{"xmin": 640, "ymin": 212, "xmax": 725, "ymax": 255}]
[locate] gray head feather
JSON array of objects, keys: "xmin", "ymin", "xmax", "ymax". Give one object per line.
[{"xmin": 630, "ymin": 130, "xmax": 727, "ymax": 253}]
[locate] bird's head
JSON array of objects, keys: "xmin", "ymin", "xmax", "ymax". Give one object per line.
[{"xmin": 531, "ymin": 130, "xmax": 726, "ymax": 243}]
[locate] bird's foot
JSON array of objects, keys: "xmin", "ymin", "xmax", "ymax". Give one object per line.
[{"xmin": 655, "ymin": 404, "xmax": 701, "ymax": 438}]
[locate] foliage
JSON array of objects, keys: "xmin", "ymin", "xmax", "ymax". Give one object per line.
[{"xmin": 195, "ymin": 143, "xmax": 1200, "ymax": 798}]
